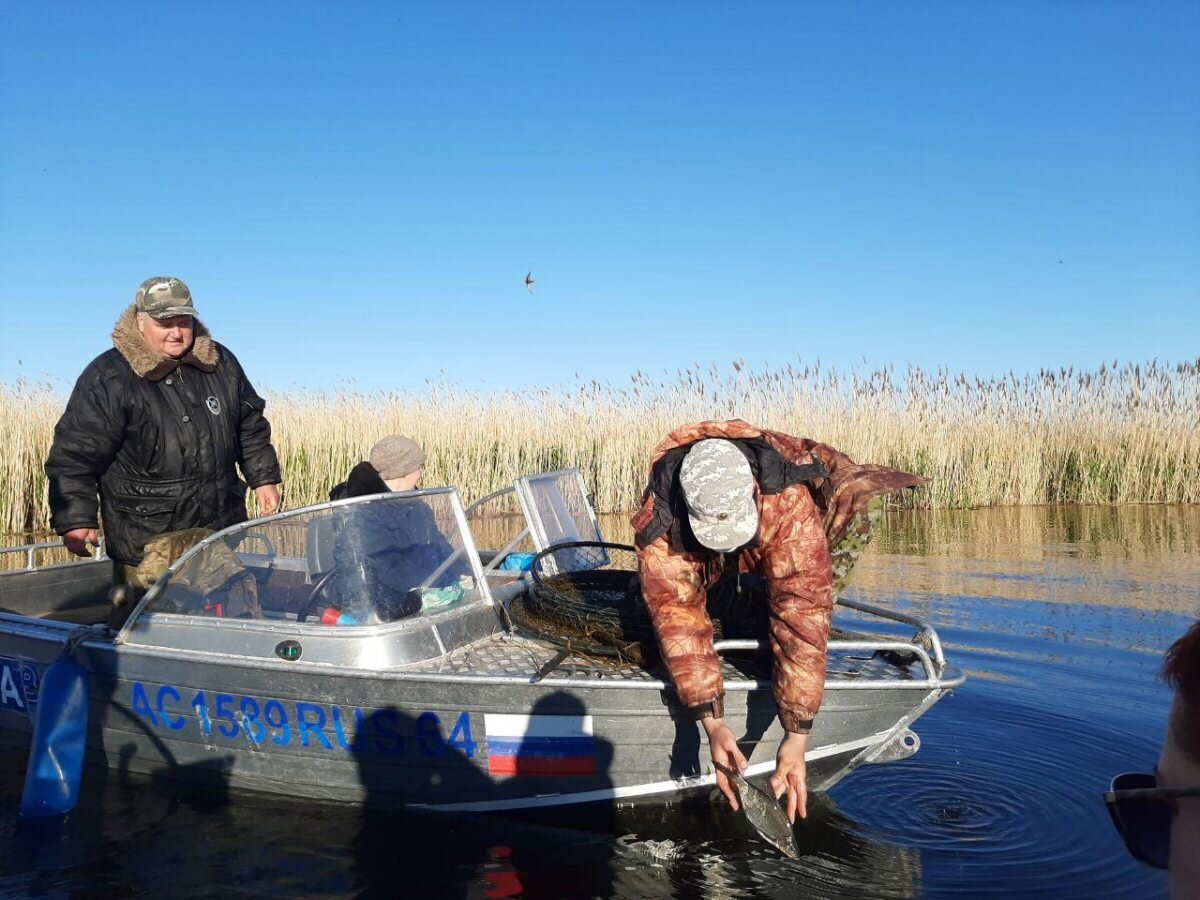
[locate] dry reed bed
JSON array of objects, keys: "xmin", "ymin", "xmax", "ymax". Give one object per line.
[{"xmin": 2, "ymin": 359, "xmax": 1197, "ymax": 538}]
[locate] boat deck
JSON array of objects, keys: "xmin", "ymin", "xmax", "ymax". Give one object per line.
[{"xmin": 409, "ymin": 629, "xmax": 924, "ymax": 685}]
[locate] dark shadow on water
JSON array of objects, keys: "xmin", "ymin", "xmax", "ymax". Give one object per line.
[
  {"xmin": 351, "ymin": 691, "xmax": 618, "ymax": 899},
  {"xmin": 0, "ymin": 701, "xmax": 936, "ymax": 899}
]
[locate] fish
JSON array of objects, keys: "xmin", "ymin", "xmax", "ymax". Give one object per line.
[{"xmin": 712, "ymin": 760, "xmax": 800, "ymax": 859}]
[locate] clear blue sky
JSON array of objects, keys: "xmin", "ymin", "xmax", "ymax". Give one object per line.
[{"xmin": 2, "ymin": 2, "xmax": 1197, "ymax": 393}]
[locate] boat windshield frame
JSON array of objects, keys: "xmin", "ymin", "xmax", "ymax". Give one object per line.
[
  {"xmin": 513, "ymin": 468, "xmax": 605, "ymax": 551},
  {"xmin": 115, "ymin": 486, "xmax": 492, "ymax": 645}
]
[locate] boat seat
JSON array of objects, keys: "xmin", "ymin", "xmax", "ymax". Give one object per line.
[{"xmin": 306, "ymin": 516, "xmax": 337, "ymax": 580}]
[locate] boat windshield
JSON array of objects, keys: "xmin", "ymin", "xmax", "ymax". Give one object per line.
[
  {"xmin": 514, "ymin": 469, "xmax": 604, "ymax": 549},
  {"xmin": 514, "ymin": 469, "xmax": 607, "ymax": 573},
  {"xmin": 139, "ymin": 490, "xmax": 484, "ymax": 626}
]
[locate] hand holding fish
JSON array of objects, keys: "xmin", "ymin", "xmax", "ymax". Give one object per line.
[
  {"xmin": 771, "ymin": 731, "xmax": 809, "ymax": 824},
  {"xmin": 701, "ymin": 716, "xmax": 748, "ymax": 812}
]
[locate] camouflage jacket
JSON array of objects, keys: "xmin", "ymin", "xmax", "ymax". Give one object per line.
[{"xmin": 631, "ymin": 420, "xmax": 926, "ymax": 733}]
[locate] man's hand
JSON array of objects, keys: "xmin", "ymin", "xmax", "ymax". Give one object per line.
[
  {"xmin": 701, "ymin": 716, "xmax": 749, "ymax": 813},
  {"xmin": 254, "ymin": 484, "xmax": 281, "ymax": 517},
  {"xmin": 770, "ymin": 731, "xmax": 809, "ymax": 824},
  {"xmin": 62, "ymin": 528, "xmax": 99, "ymax": 558}
]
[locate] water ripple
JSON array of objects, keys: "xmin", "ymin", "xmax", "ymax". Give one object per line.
[{"xmin": 833, "ymin": 688, "xmax": 1168, "ymax": 899}]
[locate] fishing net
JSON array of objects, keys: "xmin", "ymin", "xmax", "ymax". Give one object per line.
[
  {"xmin": 514, "ymin": 542, "xmax": 651, "ymax": 663},
  {"xmin": 516, "ymin": 542, "xmax": 772, "ymax": 664},
  {"xmin": 514, "ymin": 502, "xmax": 887, "ymax": 666}
]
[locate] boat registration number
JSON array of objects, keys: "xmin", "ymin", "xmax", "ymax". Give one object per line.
[
  {"xmin": 0, "ymin": 656, "xmax": 40, "ymax": 717},
  {"xmin": 129, "ymin": 680, "xmax": 477, "ymax": 758}
]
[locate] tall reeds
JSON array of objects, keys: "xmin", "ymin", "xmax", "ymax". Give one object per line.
[
  {"xmin": 2, "ymin": 358, "xmax": 1197, "ymax": 539},
  {"xmin": 1, "ymin": 379, "xmax": 62, "ymax": 538}
]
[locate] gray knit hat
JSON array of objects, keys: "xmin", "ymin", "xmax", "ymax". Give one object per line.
[{"xmin": 369, "ymin": 436, "xmax": 425, "ymax": 481}]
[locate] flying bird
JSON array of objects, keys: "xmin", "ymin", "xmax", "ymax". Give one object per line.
[{"xmin": 525, "ymin": 271, "xmax": 535, "ymax": 294}]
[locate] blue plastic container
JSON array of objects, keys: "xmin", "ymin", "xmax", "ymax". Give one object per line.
[{"xmin": 20, "ymin": 658, "xmax": 89, "ymax": 818}]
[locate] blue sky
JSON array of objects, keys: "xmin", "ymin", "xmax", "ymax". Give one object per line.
[{"xmin": 1, "ymin": 2, "xmax": 1196, "ymax": 393}]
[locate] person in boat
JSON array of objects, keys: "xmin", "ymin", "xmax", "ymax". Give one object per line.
[
  {"xmin": 1106, "ymin": 619, "xmax": 1200, "ymax": 898},
  {"xmin": 45, "ymin": 276, "xmax": 282, "ymax": 593},
  {"xmin": 323, "ymin": 436, "xmax": 467, "ymax": 623},
  {"xmin": 330, "ymin": 434, "xmax": 425, "ymax": 500},
  {"xmin": 631, "ymin": 419, "xmax": 925, "ymax": 824}
]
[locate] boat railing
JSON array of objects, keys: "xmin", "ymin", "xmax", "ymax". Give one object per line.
[
  {"xmin": 835, "ymin": 596, "xmax": 947, "ymax": 670},
  {"xmin": 714, "ymin": 638, "xmax": 940, "ymax": 684},
  {"xmin": 465, "ymin": 486, "xmax": 534, "ymax": 575},
  {"xmin": 713, "ymin": 595, "xmax": 947, "ymax": 678},
  {"xmin": 464, "ymin": 485, "xmax": 517, "ymax": 518},
  {"xmin": 0, "ymin": 538, "xmax": 107, "ymax": 571}
]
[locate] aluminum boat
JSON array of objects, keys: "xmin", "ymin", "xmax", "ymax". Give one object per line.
[{"xmin": 0, "ymin": 470, "xmax": 963, "ymax": 811}]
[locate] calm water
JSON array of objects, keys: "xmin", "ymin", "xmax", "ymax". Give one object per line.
[{"xmin": 2, "ymin": 506, "xmax": 1197, "ymax": 898}]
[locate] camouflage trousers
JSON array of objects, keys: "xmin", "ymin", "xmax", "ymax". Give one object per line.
[
  {"xmin": 109, "ymin": 527, "xmax": 263, "ymax": 628},
  {"xmin": 109, "ymin": 561, "xmax": 144, "ymax": 630}
]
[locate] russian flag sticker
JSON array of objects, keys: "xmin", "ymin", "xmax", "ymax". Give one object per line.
[{"xmin": 484, "ymin": 713, "xmax": 596, "ymax": 777}]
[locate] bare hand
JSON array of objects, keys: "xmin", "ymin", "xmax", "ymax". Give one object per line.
[
  {"xmin": 254, "ymin": 484, "xmax": 281, "ymax": 516},
  {"xmin": 770, "ymin": 731, "xmax": 809, "ymax": 824},
  {"xmin": 702, "ymin": 717, "xmax": 749, "ymax": 813},
  {"xmin": 63, "ymin": 528, "xmax": 99, "ymax": 558}
]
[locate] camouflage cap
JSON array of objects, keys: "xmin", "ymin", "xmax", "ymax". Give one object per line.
[
  {"xmin": 679, "ymin": 439, "xmax": 759, "ymax": 552},
  {"xmin": 134, "ymin": 276, "xmax": 197, "ymax": 319}
]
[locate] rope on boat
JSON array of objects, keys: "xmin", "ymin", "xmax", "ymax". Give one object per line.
[{"xmin": 59, "ymin": 623, "xmax": 107, "ymax": 661}]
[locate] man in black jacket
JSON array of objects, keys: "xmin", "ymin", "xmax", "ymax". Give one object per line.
[{"xmin": 45, "ymin": 276, "xmax": 283, "ymax": 586}]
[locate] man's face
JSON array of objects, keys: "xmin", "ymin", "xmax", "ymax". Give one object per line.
[
  {"xmin": 1160, "ymin": 697, "xmax": 1200, "ymax": 898},
  {"xmin": 137, "ymin": 313, "xmax": 194, "ymax": 359},
  {"xmin": 383, "ymin": 467, "xmax": 422, "ymax": 493}
]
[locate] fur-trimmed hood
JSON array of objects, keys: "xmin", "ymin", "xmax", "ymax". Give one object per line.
[{"xmin": 111, "ymin": 304, "xmax": 219, "ymax": 381}]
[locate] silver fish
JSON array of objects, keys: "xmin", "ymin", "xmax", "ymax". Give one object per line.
[{"xmin": 713, "ymin": 761, "xmax": 800, "ymax": 859}]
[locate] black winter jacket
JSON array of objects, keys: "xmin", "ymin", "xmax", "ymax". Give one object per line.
[
  {"xmin": 45, "ymin": 307, "xmax": 282, "ymax": 566},
  {"xmin": 329, "ymin": 461, "xmax": 390, "ymax": 501}
]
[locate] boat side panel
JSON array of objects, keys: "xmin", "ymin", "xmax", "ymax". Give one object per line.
[
  {"xmin": 0, "ymin": 561, "xmax": 111, "ymax": 622},
  {"xmin": 1, "ymin": 636, "xmax": 946, "ymax": 808}
]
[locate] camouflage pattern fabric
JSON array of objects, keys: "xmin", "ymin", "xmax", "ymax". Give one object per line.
[
  {"xmin": 128, "ymin": 527, "xmax": 215, "ymax": 591},
  {"xmin": 830, "ymin": 498, "xmax": 883, "ymax": 596},
  {"xmin": 134, "ymin": 276, "xmax": 197, "ymax": 318},
  {"xmin": 679, "ymin": 439, "xmax": 759, "ymax": 551},
  {"xmin": 632, "ymin": 420, "xmax": 926, "ymax": 734},
  {"xmin": 130, "ymin": 527, "xmax": 262, "ymax": 618}
]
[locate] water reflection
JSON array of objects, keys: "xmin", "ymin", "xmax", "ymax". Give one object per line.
[
  {"xmin": 610, "ymin": 795, "xmax": 923, "ymax": 899},
  {"xmin": 0, "ymin": 765, "xmax": 924, "ymax": 900}
]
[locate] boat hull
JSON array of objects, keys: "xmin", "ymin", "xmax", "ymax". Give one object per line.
[{"xmin": 0, "ymin": 624, "xmax": 956, "ymax": 811}]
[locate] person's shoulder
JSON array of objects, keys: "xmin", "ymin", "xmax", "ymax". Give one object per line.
[
  {"xmin": 210, "ymin": 340, "xmax": 239, "ymax": 369},
  {"xmin": 331, "ymin": 462, "xmax": 388, "ymax": 500},
  {"xmin": 761, "ymin": 430, "xmax": 819, "ymax": 464},
  {"xmin": 61, "ymin": 350, "xmax": 131, "ymax": 412},
  {"xmin": 77, "ymin": 348, "xmax": 129, "ymax": 382}
]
